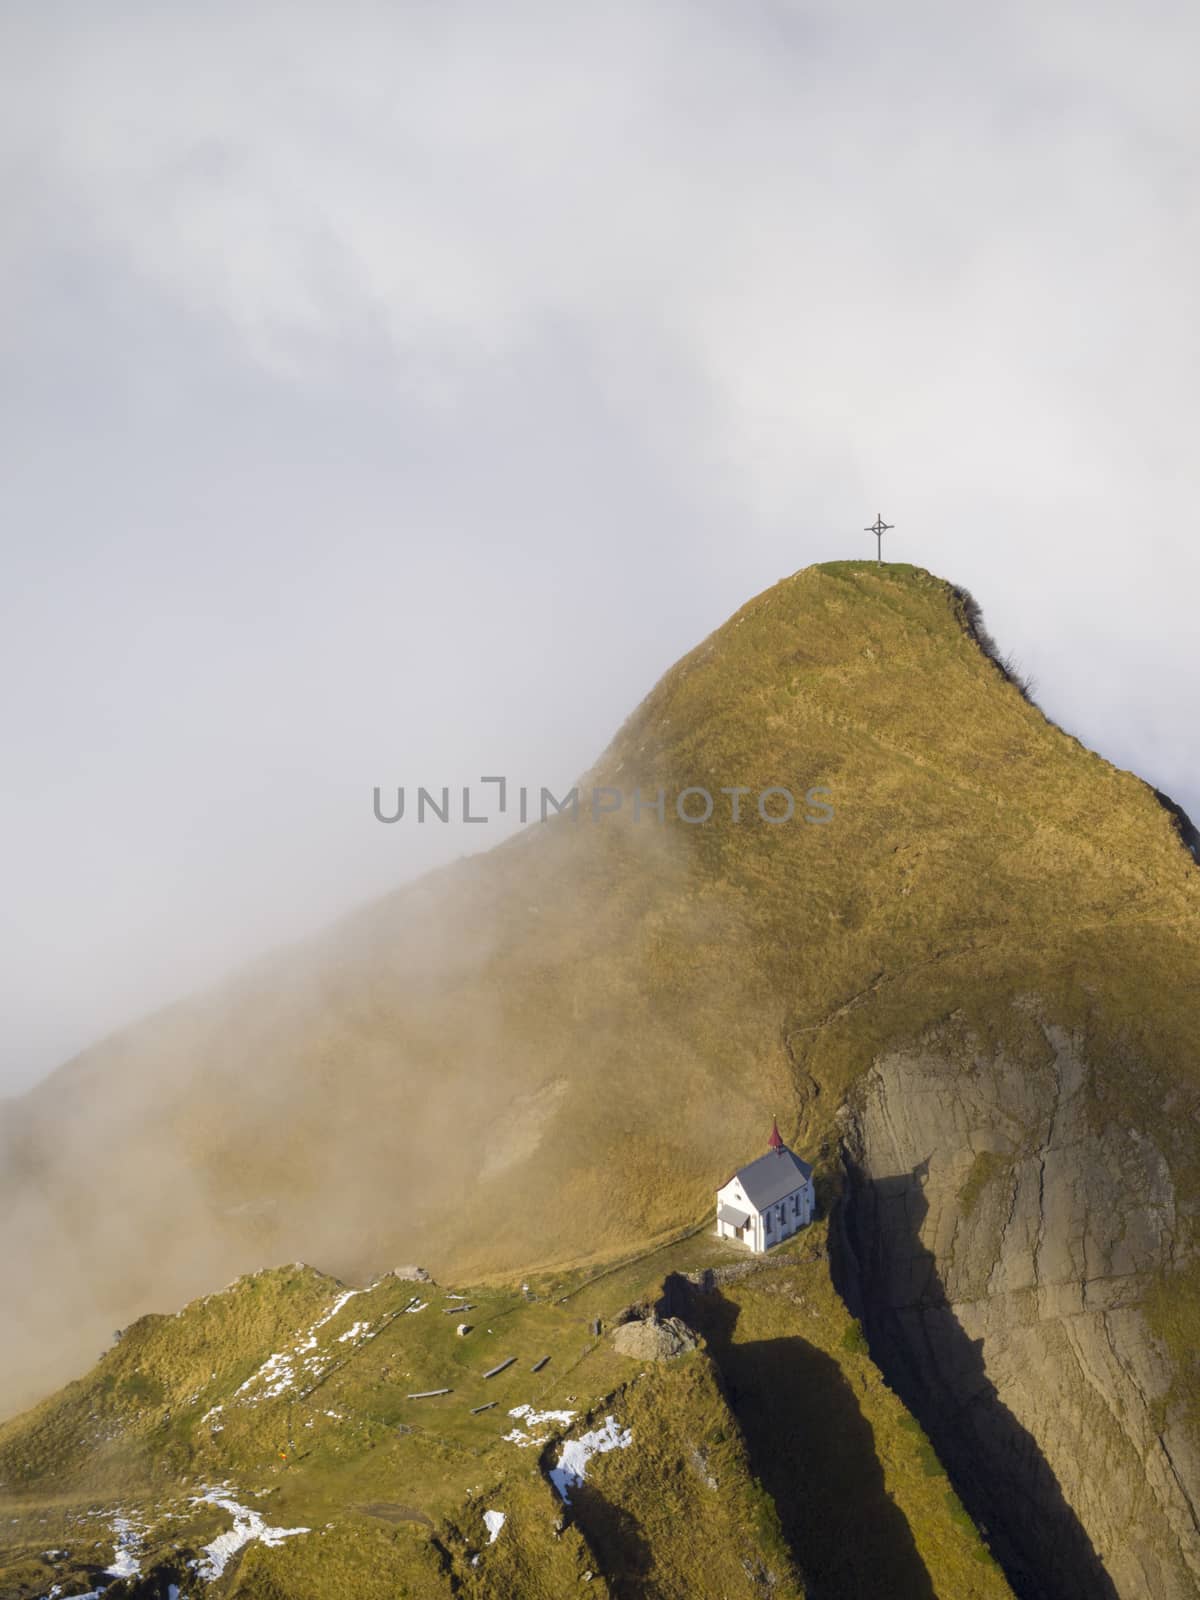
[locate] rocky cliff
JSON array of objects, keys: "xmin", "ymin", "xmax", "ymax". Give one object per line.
[{"xmin": 835, "ymin": 1011, "xmax": 1200, "ymax": 1598}]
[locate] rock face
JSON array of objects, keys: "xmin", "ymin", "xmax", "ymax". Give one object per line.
[
  {"xmin": 835, "ymin": 1018, "xmax": 1200, "ymax": 1600},
  {"xmin": 612, "ymin": 1314, "xmax": 698, "ymax": 1362}
]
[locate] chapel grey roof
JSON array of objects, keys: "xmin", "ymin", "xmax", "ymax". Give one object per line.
[{"xmin": 734, "ymin": 1146, "xmax": 813, "ymax": 1211}]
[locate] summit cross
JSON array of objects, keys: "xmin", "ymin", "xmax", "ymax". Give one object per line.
[{"xmin": 865, "ymin": 513, "xmax": 893, "ymax": 563}]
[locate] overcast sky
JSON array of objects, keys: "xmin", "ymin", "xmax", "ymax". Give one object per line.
[{"xmin": 2, "ymin": 1, "xmax": 1197, "ymax": 1091}]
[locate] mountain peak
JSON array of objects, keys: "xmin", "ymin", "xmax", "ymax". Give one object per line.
[{"xmin": 2, "ymin": 570, "xmax": 1198, "ymax": 1590}]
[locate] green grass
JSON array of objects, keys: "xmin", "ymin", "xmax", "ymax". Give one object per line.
[
  {"xmin": 957, "ymin": 1151, "xmax": 1012, "ymax": 1220},
  {"xmin": 840, "ymin": 1319, "xmax": 869, "ymax": 1356},
  {"xmin": 1144, "ymin": 1257, "xmax": 1200, "ymax": 1435},
  {"xmin": 573, "ymin": 1352, "xmax": 803, "ymax": 1599},
  {"xmin": 899, "ymin": 1414, "xmax": 945, "ymax": 1478},
  {"xmin": 0, "ymin": 1223, "xmax": 1017, "ymax": 1599},
  {"xmin": 678, "ymin": 1226, "xmax": 1012, "ymax": 1600}
]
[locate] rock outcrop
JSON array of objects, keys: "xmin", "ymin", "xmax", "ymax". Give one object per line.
[
  {"xmin": 835, "ymin": 1016, "xmax": 1200, "ymax": 1600},
  {"xmin": 612, "ymin": 1314, "xmax": 698, "ymax": 1362}
]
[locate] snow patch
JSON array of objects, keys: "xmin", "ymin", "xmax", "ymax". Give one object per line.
[
  {"xmin": 549, "ymin": 1416, "xmax": 632, "ymax": 1503},
  {"xmin": 483, "ymin": 1509, "xmax": 506, "ymax": 1543},
  {"xmin": 312, "ymin": 1288, "xmax": 361, "ymax": 1328},
  {"xmin": 235, "ymin": 1340, "xmax": 314, "ymax": 1401},
  {"xmin": 234, "ymin": 1288, "xmax": 364, "ymax": 1402},
  {"xmin": 192, "ymin": 1485, "xmax": 310, "ymax": 1578},
  {"xmin": 502, "ymin": 1402, "xmax": 576, "ymax": 1447},
  {"xmin": 337, "ymin": 1320, "xmax": 370, "ymax": 1343},
  {"xmin": 105, "ymin": 1515, "xmax": 142, "ymax": 1578}
]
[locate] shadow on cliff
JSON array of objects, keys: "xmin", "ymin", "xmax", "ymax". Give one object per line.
[
  {"xmin": 564, "ymin": 1490, "xmax": 654, "ymax": 1599},
  {"xmin": 659, "ymin": 1274, "xmax": 936, "ymax": 1600},
  {"xmin": 831, "ymin": 1162, "xmax": 1120, "ymax": 1600}
]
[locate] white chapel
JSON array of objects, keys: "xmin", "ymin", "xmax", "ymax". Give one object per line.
[{"xmin": 716, "ymin": 1120, "xmax": 815, "ymax": 1253}]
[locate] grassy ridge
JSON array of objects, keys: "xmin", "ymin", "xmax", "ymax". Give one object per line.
[
  {"xmin": 2, "ymin": 560, "xmax": 1197, "ymax": 1593},
  {"xmin": 4, "ymin": 561, "xmax": 1197, "ymax": 1418},
  {"xmin": 681, "ymin": 1234, "xmax": 1011, "ymax": 1599},
  {"xmin": 0, "ymin": 1225, "xmax": 1011, "ymax": 1598}
]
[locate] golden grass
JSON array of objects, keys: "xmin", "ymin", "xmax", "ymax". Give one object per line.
[
  {"xmin": 0, "ymin": 1223, "xmax": 1014, "ymax": 1599},
  {"xmin": 3, "ymin": 560, "xmax": 1197, "ymax": 1595}
]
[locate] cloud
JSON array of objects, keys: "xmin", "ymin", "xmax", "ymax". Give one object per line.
[{"xmin": 0, "ymin": 0, "xmax": 1197, "ymax": 1085}]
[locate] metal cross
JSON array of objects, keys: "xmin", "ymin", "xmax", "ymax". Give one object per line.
[{"xmin": 865, "ymin": 513, "xmax": 893, "ymax": 563}]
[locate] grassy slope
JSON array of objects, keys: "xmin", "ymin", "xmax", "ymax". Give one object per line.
[
  {"xmin": 2, "ymin": 560, "xmax": 1198, "ymax": 1570},
  {"xmin": 0, "ymin": 1225, "xmax": 1008, "ymax": 1599},
  {"xmin": 683, "ymin": 1236, "xmax": 1011, "ymax": 1599}
]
